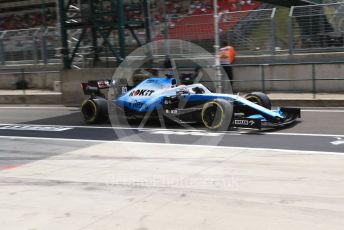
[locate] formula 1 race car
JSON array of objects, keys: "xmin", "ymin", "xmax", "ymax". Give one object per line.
[{"xmin": 81, "ymin": 75, "xmax": 301, "ymax": 131}]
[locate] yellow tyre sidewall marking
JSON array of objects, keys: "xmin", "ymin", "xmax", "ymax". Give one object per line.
[
  {"xmin": 201, "ymin": 101, "xmax": 225, "ymax": 129},
  {"xmin": 246, "ymin": 95, "xmax": 262, "ymax": 106},
  {"xmin": 82, "ymin": 99, "xmax": 98, "ymax": 123}
]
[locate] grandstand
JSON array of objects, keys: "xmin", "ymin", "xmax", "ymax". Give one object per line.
[
  {"xmin": 155, "ymin": 0, "xmax": 261, "ymax": 41},
  {"xmin": 0, "ymin": 0, "xmax": 343, "ymax": 67},
  {"xmin": 0, "ymin": 0, "xmax": 56, "ymax": 30},
  {"xmin": 0, "ymin": 0, "xmax": 265, "ymax": 66},
  {"xmin": 0, "ymin": 0, "xmax": 261, "ymax": 34}
]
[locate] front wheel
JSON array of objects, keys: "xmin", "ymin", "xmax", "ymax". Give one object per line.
[
  {"xmin": 244, "ymin": 92, "xmax": 271, "ymax": 110},
  {"xmin": 201, "ymin": 99, "xmax": 233, "ymax": 131}
]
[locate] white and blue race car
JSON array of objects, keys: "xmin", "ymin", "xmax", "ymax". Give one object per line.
[{"xmin": 81, "ymin": 75, "xmax": 301, "ymax": 131}]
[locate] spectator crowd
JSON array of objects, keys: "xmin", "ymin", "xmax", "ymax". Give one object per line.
[
  {"xmin": 0, "ymin": 0, "xmax": 256, "ymax": 31},
  {"xmin": 0, "ymin": 9, "xmax": 56, "ymax": 30}
]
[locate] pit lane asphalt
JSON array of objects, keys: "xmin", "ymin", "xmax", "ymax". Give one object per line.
[{"xmin": 0, "ymin": 106, "xmax": 343, "ymax": 153}]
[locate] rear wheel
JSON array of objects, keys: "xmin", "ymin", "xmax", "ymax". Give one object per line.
[
  {"xmin": 244, "ymin": 92, "xmax": 271, "ymax": 109},
  {"xmin": 201, "ymin": 99, "xmax": 233, "ymax": 131},
  {"xmin": 81, "ymin": 97, "xmax": 108, "ymax": 124}
]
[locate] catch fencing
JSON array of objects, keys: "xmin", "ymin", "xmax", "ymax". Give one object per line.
[
  {"xmin": 1, "ymin": 2, "xmax": 344, "ymax": 66},
  {"xmin": 152, "ymin": 14, "xmax": 215, "ymax": 52},
  {"xmin": 0, "ymin": 27, "xmax": 60, "ymax": 65},
  {"xmin": 289, "ymin": 2, "xmax": 344, "ymax": 53},
  {"xmin": 219, "ymin": 8, "xmax": 276, "ymax": 54}
]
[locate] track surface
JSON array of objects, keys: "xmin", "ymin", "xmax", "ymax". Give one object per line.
[
  {"xmin": 0, "ymin": 106, "xmax": 343, "ymax": 153},
  {"xmin": 1, "ymin": 106, "xmax": 344, "ymax": 230}
]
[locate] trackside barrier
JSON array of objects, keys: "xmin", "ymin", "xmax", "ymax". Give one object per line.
[
  {"xmin": 0, "ymin": 68, "xmax": 60, "ymax": 91},
  {"xmin": 115, "ymin": 59, "xmax": 344, "ymax": 97},
  {"xmin": 220, "ymin": 60, "xmax": 344, "ymax": 98}
]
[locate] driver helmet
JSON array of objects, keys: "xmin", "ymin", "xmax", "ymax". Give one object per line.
[{"xmin": 165, "ymin": 72, "xmax": 174, "ymax": 78}]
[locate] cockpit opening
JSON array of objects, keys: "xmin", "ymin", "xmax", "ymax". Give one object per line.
[{"xmin": 192, "ymin": 87, "xmax": 205, "ymax": 94}]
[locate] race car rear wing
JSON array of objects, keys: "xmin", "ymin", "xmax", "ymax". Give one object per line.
[
  {"xmin": 81, "ymin": 80, "xmax": 113, "ymax": 95},
  {"xmin": 81, "ymin": 79, "xmax": 129, "ymax": 97}
]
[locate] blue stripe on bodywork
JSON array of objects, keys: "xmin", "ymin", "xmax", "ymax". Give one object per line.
[
  {"xmin": 183, "ymin": 94, "xmax": 284, "ymax": 120},
  {"xmin": 113, "ymin": 77, "xmax": 285, "ymax": 120}
]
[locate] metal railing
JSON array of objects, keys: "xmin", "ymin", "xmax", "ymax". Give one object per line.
[
  {"xmin": 223, "ymin": 60, "xmax": 344, "ymax": 98},
  {"xmin": 0, "ymin": 61, "xmax": 343, "ymax": 103},
  {"xmin": 117, "ymin": 57, "xmax": 344, "ymax": 96}
]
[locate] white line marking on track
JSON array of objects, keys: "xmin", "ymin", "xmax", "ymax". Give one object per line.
[
  {"xmin": 0, "ymin": 135, "xmax": 342, "ymax": 156},
  {"xmin": 0, "ymin": 106, "xmax": 79, "ymax": 110},
  {"xmin": 302, "ymin": 109, "xmax": 344, "ymax": 113},
  {"xmin": 145, "ymin": 130, "xmax": 227, "ymax": 137},
  {"xmin": 0, "ymin": 125, "xmax": 72, "ymax": 132},
  {"xmin": 331, "ymin": 137, "xmax": 344, "ymax": 146},
  {"xmin": 263, "ymin": 132, "xmax": 344, "ymax": 138},
  {"xmin": 0, "ymin": 123, "xmax": 343, "ymax": 137}
]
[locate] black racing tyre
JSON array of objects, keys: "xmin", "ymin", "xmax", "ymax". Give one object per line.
[
  {"xmin": 81, "ymin": 97, "xmax": 108, "ymax": 124},
  {"xmin": 201, "ymin": 99, "xmax": 233, "ymax": 131},
  {"xmin": 244, "ymin": 92, "xmax": 271, "ymax": 110}
]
